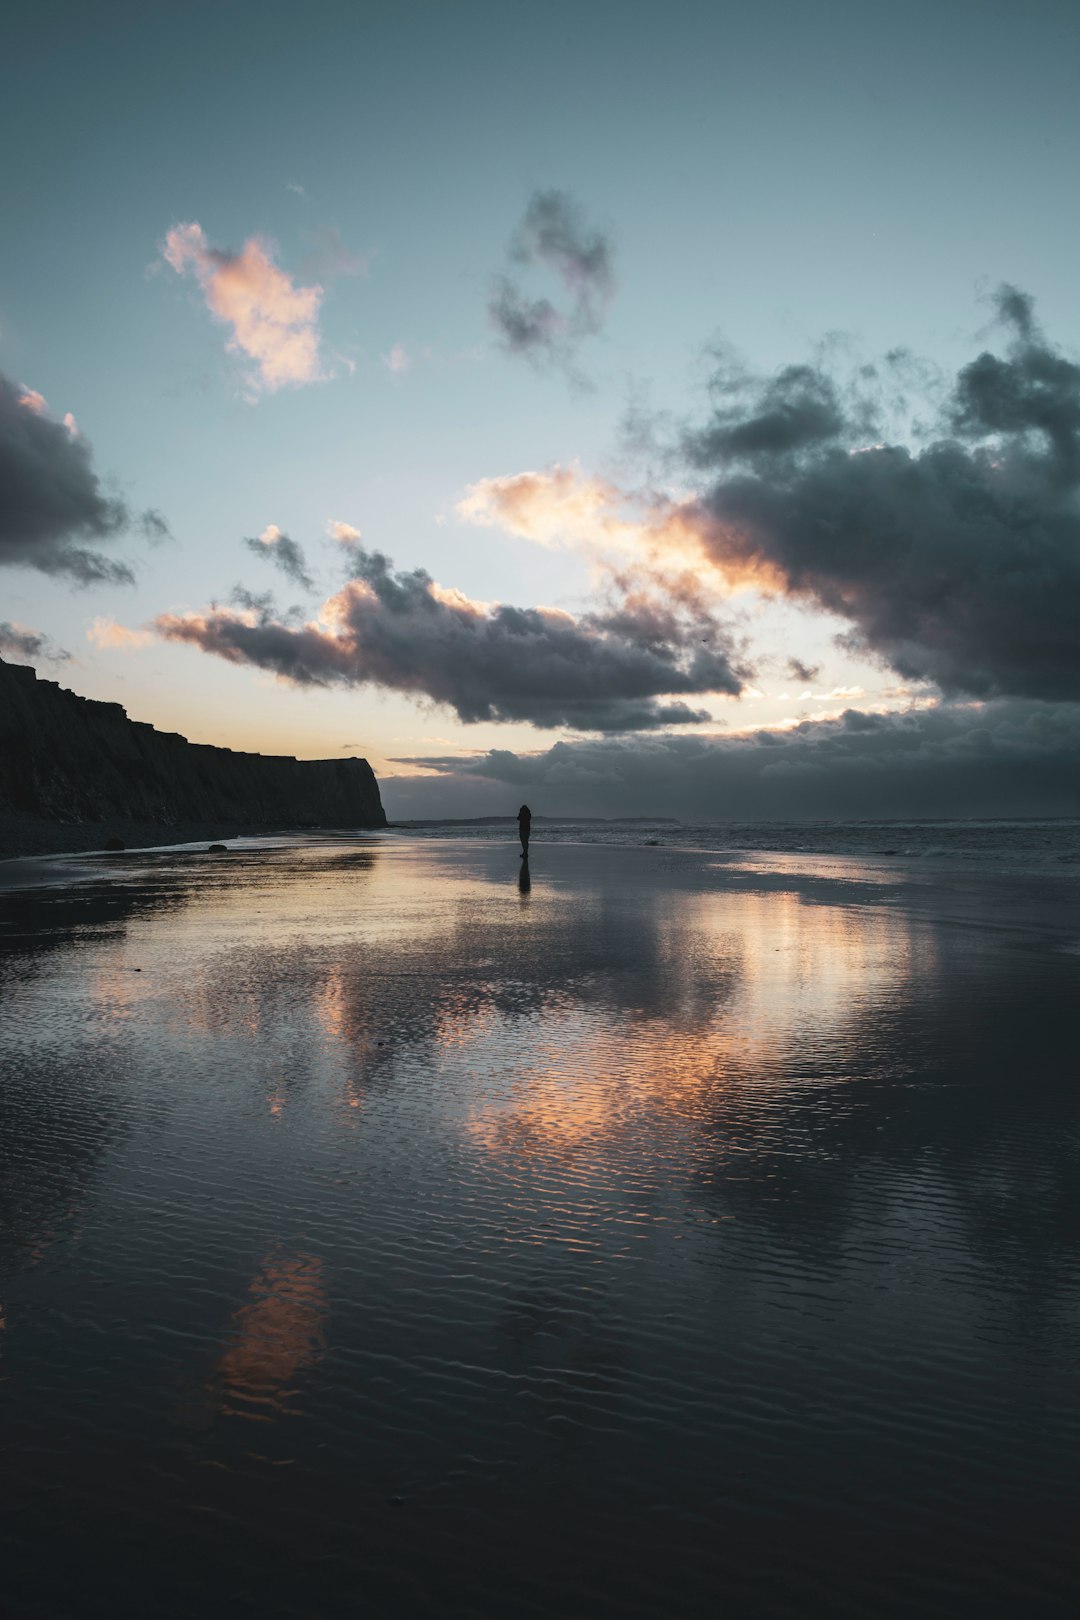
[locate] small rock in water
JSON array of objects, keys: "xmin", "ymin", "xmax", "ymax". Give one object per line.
[{"xmin": 208, "ymin": 843, "xmax": 228, "ymax": 852}]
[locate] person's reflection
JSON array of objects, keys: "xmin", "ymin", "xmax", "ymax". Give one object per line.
[{"xmin": 518, "ymin": 856, "xmax": 531, "ymax": 896}]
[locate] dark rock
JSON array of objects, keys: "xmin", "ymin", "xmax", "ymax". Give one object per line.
[
  {"xmin": 208, "ymin": 843, "xmax": 228, "ymax": 852},
  {"xmin": 0, "ymin": 655, "xmax": 387, "ymax": 831}
]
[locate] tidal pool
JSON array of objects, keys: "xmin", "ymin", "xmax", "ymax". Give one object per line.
[{"xmin": 1, "ymin": 837, "xmax": 1078, "ymax": 1617}]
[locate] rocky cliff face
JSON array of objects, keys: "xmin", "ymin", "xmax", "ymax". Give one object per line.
[{"xmin": 0, "ymin": 656, "xmax": 386, "ymax": 829}]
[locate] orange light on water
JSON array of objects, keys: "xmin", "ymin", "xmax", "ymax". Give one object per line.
[{"xmin": 212, "ymin": 1251, "xmax": 327, "ymax": 1416}]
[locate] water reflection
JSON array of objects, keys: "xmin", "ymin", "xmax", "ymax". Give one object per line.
[
  {"xmin": 212, "ymin": 1250, "xmax": 327, "ymax": 1417},
  {"xmin": 1, "ymin": 837, "xmax": 1078, "ymax": 1618}
]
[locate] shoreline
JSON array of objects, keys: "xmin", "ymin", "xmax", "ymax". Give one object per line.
[{"xmin": 3, "ymin": 824, "xmax": 1077, "ymax": 950}]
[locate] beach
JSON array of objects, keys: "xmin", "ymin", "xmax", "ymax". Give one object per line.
[
  {"xmin": 2, "ymin": 833, "xmax": 1078, "ymax": 1617},
  {"xmin": 0, "ymin": 812, "xmax": 316, "ymax": 863}
]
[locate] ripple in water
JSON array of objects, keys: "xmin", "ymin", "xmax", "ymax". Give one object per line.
[{"xmin": 1, "ymin": 836, "xmax": 1078, "ymax": 1618}]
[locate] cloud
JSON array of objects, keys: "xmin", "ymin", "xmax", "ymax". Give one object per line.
[
  {"xmin": 0, "ymin": 372, "xmax": 165, "ymax": 583},
  {"xmin": 162, "ymin": 221, "xmax": 325, "ymax": 394},
  {"xmin": 328, "ymin": 519, "xmax": 362, "ymax": 545},
  {"xmin": 676, "ymin": 288, "xmax": 1080, "ymax": 701},
  {"xmin": 465, "ymin": 291, "xmax": 1080, "ymax": 709},
  {"xmin": 458, "ymin": 461, "xmax": 771, "ymax": 592},
  {"xmin": 243, "ymin": 524, "xmax": 314, "ymax": 590},
  {"xmin": 460, "ymin": 463, "xmax": 626, "ymax": 549},
  {"xmin": 787, "ymin": 657, "xmax": 821, "ymax": 684},
  {"xmin": 688, "ymin": 361, "xmax": 849, "ymax": 462},
  {"xmin": 0, "ymin": 620, "xmax": 70, "ymax": 663},
  {"xmin": 87, "ymin": 616, "xmax": 153, "ymax": 651},
  {"xmin": 488, "ymin": 189, "xmax": 614, "ymax": 380},
  {"xmin": 381, "ymin": 343, "xmax": 410, "ymax": 375},
  {"xmin": 394, "ymin": 699, "xmax": 1080, "ymax": 821},
  {"xmin": 155, "ymin": 542, "xmax": 747, "ymax": 731}
]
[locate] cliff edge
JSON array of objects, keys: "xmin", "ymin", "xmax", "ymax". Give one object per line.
[{"xmin": 0, "ymin": 655, "xmax": 386, "ymax": 843}]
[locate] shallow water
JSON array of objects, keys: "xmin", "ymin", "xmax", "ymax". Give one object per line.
[
  {"xmin": 398, "ymin": 814, "xmax": 1080, "ymax": 872},
  {"xmin": 2, "ymin": 836, "xmax": 1079, "ymax": 1618}
]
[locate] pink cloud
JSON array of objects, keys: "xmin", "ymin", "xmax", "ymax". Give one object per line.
[
  {"xmin": 458, "ymin": 463, "xmax": 784, "ymax": 594},
  {"xmin": 327, "ymin": 519, "xmax": 362, "ymax": 545},
  {"xmin": 17, "ymin": 390, "xmax": 78, "ymax": 436},
  {"xmin": 381, "ymin": 343, "xmax": 410, "ymax": 375},
  {"xmin": 87, "ymin": 617, "xmax": 153, "ymax": 650},
  {"xmin": 162, "ymin": 221, "xmax": 325, "ymax": 394}
]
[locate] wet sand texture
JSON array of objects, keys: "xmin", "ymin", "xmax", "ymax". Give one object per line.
[{"xmin": 2, "ymin": 838, "xmax": 1078, "ymax": 1618}]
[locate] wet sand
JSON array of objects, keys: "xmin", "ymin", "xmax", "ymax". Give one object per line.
[
  {"xmin": 1, "ymin": 836, "xmax": 1078, "ymax": 1618},
  {"xmin": 0, "ymin": 812, "xmax": 314, "ymax": 862}
]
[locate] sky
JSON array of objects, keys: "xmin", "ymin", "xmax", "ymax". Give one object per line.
[{"xmin": 3, "ymin": 0, "xmax": 1080, "ymax": 819}]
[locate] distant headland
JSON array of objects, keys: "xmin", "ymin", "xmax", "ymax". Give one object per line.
[{"xmin": 0, "ymin": 655, "xmax": 386, "ymax": 860}]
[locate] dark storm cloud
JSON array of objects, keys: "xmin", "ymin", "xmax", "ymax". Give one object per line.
[
  {"xmin": 156, "ymin": 543, "xmax": 746, "ymax": 731},
  {"xmin": 242, "ymin": 526, "xmax": 315, "ymax": 590},
  {"xmin": 687, "ymin": 363, "xmax": 847, "ymax": 462},
  {"xmin": 489, "ymin": 189, "xmax": 615, "ymax": 377},
  {"xmin": 681, "ymin": 288, "xmax": 1080, "ymax": 701},
  {"xmin": 0, "ymin": 620, "xmax": 70, "ymax": 664},
  {"xmin": 0, "ymin": 372, "xmax": 167, "ymax": 584},
  {"xmin": 228, "ymin": 585, "xmax": 277, "ymax": 616},
  {"xmin": 225, "ymin": 584, "xmax": 308, "ymax": 627},
  {"xmin": 397, "ymin": 700, "xmax": 1080, "ymax": 821}
]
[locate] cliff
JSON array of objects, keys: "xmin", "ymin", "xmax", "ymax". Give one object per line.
[{"xmin": 0, "ymin": 655, "xmax": 386, "ymax": 833}]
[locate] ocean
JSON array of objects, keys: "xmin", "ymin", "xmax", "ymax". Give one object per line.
[{"xmin": 397, "ymin": 814, "xmax": 1080, "ymax": 871}]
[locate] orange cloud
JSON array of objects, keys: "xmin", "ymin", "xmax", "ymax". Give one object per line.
[
  {"xmin": 458, "ymin": 463, "xmax": 623, "ymax": 549},
  {"xmin": 163, "ymin": 221, "xmax": 325, "ymax": 393},
  {"xmin": 458, "ymin": 463, "xmax": 783, "ymax": 594},
  {"xmin": 327, "ymin": 519, "xmax": 362, "ymax": 545},
  {"xmin": 87, "ymin": 616, "xmax": 153, "ymax": 650}
]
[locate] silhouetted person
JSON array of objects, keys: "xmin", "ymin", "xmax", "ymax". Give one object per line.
[{"xmin": 517, "ymin": 804, "xmax": 531, "ymax": 856}]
